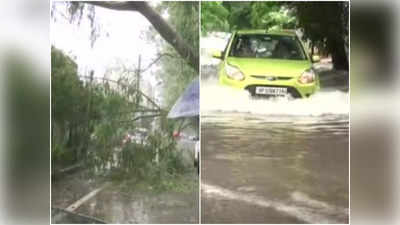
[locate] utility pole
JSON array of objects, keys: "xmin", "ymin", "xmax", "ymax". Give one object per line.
[
  {"xmin": 82, "ymin": 70, "xmax": 93, "ymax": 160},
  {"xmin": 135, "ymin": 55, "xmax": 142, "ymax": 129},
  {"xmin": 136, "ymin": 55, "xmax": 141, "ymax": 106}
]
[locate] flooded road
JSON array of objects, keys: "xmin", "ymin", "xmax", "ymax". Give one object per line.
[
  {"xmin": 200, "ymin": 76, "xmax": 349, "ymax": 223},
  {"xmin": 52, "ymin": 170, "xmax": 199, "ymax": 224},
  {"xmin": 77, "ymin": 180, "xmax": 199, "ymax": 224}
]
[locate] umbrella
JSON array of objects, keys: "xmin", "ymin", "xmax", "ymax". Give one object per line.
[{"xmin": 167, "ymin": 77, "xmax": 199, "ymax": 119}]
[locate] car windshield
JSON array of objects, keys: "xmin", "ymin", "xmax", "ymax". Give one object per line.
[{"xmin": 229, "ymin": 34, "xmax": 307, "ymax": 60}]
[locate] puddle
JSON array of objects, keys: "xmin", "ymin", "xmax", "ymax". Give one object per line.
[{"xmin": 52, "ymin": 170, "xmax": 199, "ymax": 223}]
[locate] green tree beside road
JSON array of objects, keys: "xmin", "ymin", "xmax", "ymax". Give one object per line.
[
  {"xmin": 51, "ymin": 2, "xmax": 199, "ymax": 186},
  {"xmin": 201, "ymin": 1, "xmax": 349, "ymax": 70}
]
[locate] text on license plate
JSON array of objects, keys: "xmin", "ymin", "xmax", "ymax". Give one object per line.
[{"xmin": 255, "ymin": 87, "xmax": 287, "ymax": 95}]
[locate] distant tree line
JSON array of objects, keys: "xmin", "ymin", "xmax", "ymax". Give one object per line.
[{"xmin": 201, "ymin": 1, "xmax": 349, "ymax": 70}]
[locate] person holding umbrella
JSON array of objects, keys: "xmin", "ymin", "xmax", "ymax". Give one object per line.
[{"xmin": 167, "ymin": 77, "xmax": 199, "ymax": 174}]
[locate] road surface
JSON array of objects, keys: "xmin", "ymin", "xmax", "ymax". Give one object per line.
[{"xmin": 200, "ymin": 65, "xmax": 349, "ymax": 223}]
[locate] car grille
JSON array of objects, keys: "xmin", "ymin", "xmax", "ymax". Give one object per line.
[{"xmin": 250, "ymin": 75, "xmax": 292, "ymax": 81}]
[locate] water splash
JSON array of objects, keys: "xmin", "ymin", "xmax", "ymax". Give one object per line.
[{"xmin": 201, "ymin": 78, "xmax": 349, "ymax": 117}]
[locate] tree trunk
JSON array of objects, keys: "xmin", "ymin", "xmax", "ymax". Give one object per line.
[
  {"xmin": 310, "ymin": 41, "xmax": 314, "ymax": 56},
  {"xmin": 329, "ymin": 39, "xmax": 348, "ymax": 71}
]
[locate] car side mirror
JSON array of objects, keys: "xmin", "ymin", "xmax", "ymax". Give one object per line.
[
  {"xmin": 212, "ymin": 50, "xmax": 223, "ymax": 59},
  {"xmin": 312, "ymin": 55, "xmax": 320, "ymax": 63}
]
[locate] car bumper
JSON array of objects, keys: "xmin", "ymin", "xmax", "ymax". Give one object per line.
[{"xmin": 219, "ymin": 72, "xmax": 319, "ymax": 98}]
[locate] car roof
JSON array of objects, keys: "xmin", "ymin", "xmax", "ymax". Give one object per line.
[{"xmin": 235, "ymin": 29, "xmax": 297, "ymax": 36}]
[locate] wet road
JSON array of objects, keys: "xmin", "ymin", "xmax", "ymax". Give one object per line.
[
  {"xmin": 201, "ymin": 112, "xmax": 349, "ymax": 223},
  {"xmin": 77, "ymin": 182, "xmax": 199, "ymax": 224},
  {"xmin": 52, "ymin": 170, "xmax": 199, "ymax": 224}
]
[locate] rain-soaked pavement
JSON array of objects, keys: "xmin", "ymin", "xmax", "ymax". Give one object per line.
[
  {"xmin": 52, "ymin": 134, "xmax": 199, "ymax": 224},
  {"xmin": 52, "ymin": 169, "xmax": 199, "ymax": 224},
  {"xmin": 201, "ymin": 113, "xmax": 349, "ymax": 223},
  {"xmin": 77, "ymin": 182, "xmax": 198, "ymax": 224},
  {"xmin": 200, "ymin": 65, "xmax": 349, "ymax": 223}
]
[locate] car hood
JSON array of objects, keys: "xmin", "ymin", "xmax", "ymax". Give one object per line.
[{"xmin": 226, "ymin": 57, "xmax": 311, "ymax": 77}]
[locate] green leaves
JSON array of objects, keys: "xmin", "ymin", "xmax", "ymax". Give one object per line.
[
  {"xmin": 52, "ymin": 46, "xmax": 188, "ymax": 179},
  {"xmin": 157, "ymin": 2, "xmax": 199, "ymax": 109},
  {"xmin": 201, "ymin": 2, "xmax": 229, "ymax": 35},
  {"xmin": 201, "ymin": 2, "xmax": 294, "ymax": 34},
  {"xmin": 201, "ymin": 1, "xmax": 348, "ymax": 69},
  {"xmin": 290, "ymin": 2, "xmax": 349, "ymax": 69}
]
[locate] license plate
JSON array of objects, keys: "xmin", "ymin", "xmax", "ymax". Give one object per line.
[{"xmin": 255, "ymin": 87, "xmax": 287, "ymax": 95}]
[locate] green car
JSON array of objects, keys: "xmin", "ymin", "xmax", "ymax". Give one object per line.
[{"xmin": 213, "ymin": 29, "xmax": 320, "ymax": 98}]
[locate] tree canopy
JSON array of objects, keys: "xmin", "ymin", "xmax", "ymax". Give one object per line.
[
  {"xmin": 51, "ymin": 2, "xmax": 199, "ymax": 180},
  {"xmin": 201, "ymin": 1, "xmax": 349, "ymax": 70},
  {"xmin": 201, "ymin": 2, "xmax": 295, "ymax": 33},
  {"xmin": 69, "ymin": 1, "xmax": 199, "ymax": 72},
  {"xmin": 54, "ymin": 1, "xmax": 200, "ymax": 108},
  {"xmin": 156, "ymin": 2, "xmax": 199, "ymax": 108},
  {"xmin": 291, "ymin": 2, "xmax": 349, "ymax": 70}
]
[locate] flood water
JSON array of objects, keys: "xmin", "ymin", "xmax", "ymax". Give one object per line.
[
  {"xmin": 200, "ymin": 78, "xmax": 349, "ymax": 223},
  {"xmin": 52, "ymin": 168, "xmax": 199, "ymax": 224},
  {"xmin": 77, "ymin": 184, "xmax": 199, "ymax": 224}
]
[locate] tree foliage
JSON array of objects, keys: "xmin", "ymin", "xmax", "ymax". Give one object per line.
[
  {"xmin": 51, "ymin": 47, "xmax": 185, "ymax": 178},
  {"xmin": 156, "ymin": 2, "xmax": 199, "ymax": 109},
  {"xmin": 201, "ymin": 2, "xmax": 295, "ymax": 33},
  {"xmin": 51, "ymin": 2, "xmax": 199, "ymax": 181},
  {"xmin": 54, "ymin": 1, "xmax": 200, "ymax": 109},
  {"xmin": 201, "ymin": 2, "xmax": 229, "ymax": 35},
  {"xmin": 201, "ymin": 1, "xmax": 349, "ymax": 70},
  {"xmin": 250, "ymin": 2, "xmax": 296, "ymax": 30},
  {"xmin": 78, "ymin": 1, "xmax": 199, "ymax": 71},
  {"xmin": 290, "ymin": 2, "xmax": 349, "ymax": 70}
]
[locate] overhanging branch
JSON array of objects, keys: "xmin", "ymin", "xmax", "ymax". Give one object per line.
[
  {"xmin": 84, "ymin": 1, "xmax": 199, "ymax": 72},
  {"xmin": 141, "ymin": 53, "xmax": 176, "ymax": 73},
  {"xmin": 82, "ymin": 1, "xmax": 144, "ymax": 11},
  {"xmin": 78, "ymin": 75, "xmax": 161, "ymax": 110},
  {"xmin": 118, "ymin": 113, "xmax": 163, "ymax": 123}
]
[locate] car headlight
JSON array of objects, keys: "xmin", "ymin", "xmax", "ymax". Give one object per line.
[
  {"xmin": 298, "ymin": 69, "xmax": 315, "ymax": 84},
  {"xmin": 225, "ymin": 63, "xmax": 245, "ymax": 81}
]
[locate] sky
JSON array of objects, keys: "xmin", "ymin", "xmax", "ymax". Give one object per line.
[{"xmin": 50, "ymin": 2, "xmax": 166, "ymax": 96}]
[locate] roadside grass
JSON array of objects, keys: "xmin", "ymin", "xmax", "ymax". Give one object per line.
[
  {"xmin": 105, "ymin": 147, "xmax": 198, "ymax": 194},
  {"xmin": 112, "ymin": 168, "xmax": 197, "ymax": 195}
]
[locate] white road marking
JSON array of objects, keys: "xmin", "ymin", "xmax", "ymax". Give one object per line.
[
  {"xmin": 65, "ymin": 183, "xmax": 110, "ymax": 212},
  {"xmin": 202, "ymin": 183, "xmax": 348, "ymax": 224}
]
